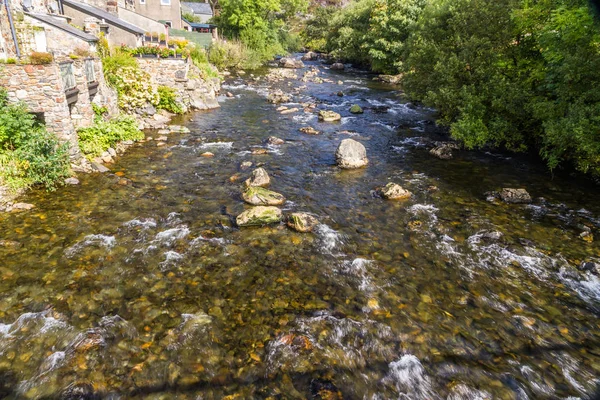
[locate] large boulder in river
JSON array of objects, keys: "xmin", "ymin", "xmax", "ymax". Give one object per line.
[
  {"xmin": 330, "ymin": 63, "xmax": 345, "ymax": 71},
  {"xmin": 245, "ymin": 168, "xmax": 271, "ymax": 188},
  {"xmin": 236, "ymin": 206, "xmax": 283, "ymax": 226},
  {"xmin": 279, "ymin": 57, "xmax": 305, "ymax": 69},
  {"xmin": 242, "ymin": 186, "xmax": 286, "ymax": 206},
  {"xmin": 287, "ymin": 213, "xmax": 319, "ymax": 233},
  {"xmin": 499, "ymin": 188, "xmax": 532, "ymax": 204},
  {"xmin": 335, "ymin": 139, "xmax": 369, "ymax": 169},
  {"xmin": 378, "ymin": 183, "xmax": 411, "ymax": 200},
  {"xmin": 318, "ymin": 110, "xmax": 341, "ymax": 122}
]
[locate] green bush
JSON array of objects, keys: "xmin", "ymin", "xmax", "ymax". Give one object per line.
[
  {"xmin": 190, "ymin": 47, "xmax": 220, "ymax": 79},
  {"xmin": 157, "ymin": 86, "xmax": 184, "ymax": 114},
  {"xmin": 29, "ymin": 51, "xmax": 53, "ymax": 65},
  {"xmin": 208, "ymin": 39, "xmax": 262, "ymax": 70},
  {"xmin": 77, "ymin": 115, "xmax": 144, "ymax": 158},
  {"xmin": 0, "ymin": 89, "xmax": 70, "ymax": 191}
]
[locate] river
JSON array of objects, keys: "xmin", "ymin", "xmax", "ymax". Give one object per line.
[{"xmin": 0, "ymin": 60, "xmax": 599, "ymax": 399}]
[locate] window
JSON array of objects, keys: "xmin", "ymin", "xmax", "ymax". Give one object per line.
[
  {"xmin": 84, "ymin": 59, "xmax": 96, "ymax": 84},
  {"xmin": 164, "ymin": 21, "xmax": 172, "ymax": 27},
  {"xmin": 140, "ymin": 0, "xmax": 145, "ymax": 4},
  {"xmin": 60, "ymin": 62, "xmax": 76, "ymax": 91},
  {"xmin": 160, "ymin": 0, "xmax": 170, "ymax": 5}
]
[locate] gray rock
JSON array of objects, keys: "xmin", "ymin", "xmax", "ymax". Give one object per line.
[
  {"xmin": 267, "ymin": 136, "xmax": 284, "ymax": 145},
  {"xmin": 242, "ymin": 187, "xmax": 286, "ymax": 206},
  {"xmin": 579, "ymin": 260, "xmax": 600, "ymax": 275},
  {"xmin": 430, "ymin": 144, "xmax": 454, "ymax": 160},
  {"xmin": 143, "ymin": 104, "xmax": 156, "ymax": 116},
  {"xmin": 301, "ymin": 51, "xmax": 319, "ymax": 61},
  {"xmin": 245, "ymin": 168, "xmax": 271, "ymax": 188},
  {"xmin": 240, "ymin": 161, "xmax": 253, "ymax": 170},
  {"xmin": 379, "ymin": 183, "xmax": 411, "ymax": 200},
  {"xmin": 279, "ymin": 57, "xmax": 305, "ymax": 69},
  {"xmin": 499, "ymin": 188, "xmax": 532, "ymax": 204},
  {"xmin": 91, "ymin": 162, "xmax": 110, "ymax": 173},
  {"xmin": 12, "ymin": 202, "xmax": 35, "ymax": 211},
  {"xmin": 64, "ymin": 177, "xmax": 80, "ymax": 185},
  {"xmin": 335, "ymin": 139, "xmax": 369, "ymax": 169},
  {"xmin": 331, "ymin": 63, "xmax": 345, "ymax": 70},
  {"xmin": 107, "ymin": 147, "xmax": 117, "ymax": 157},
  {"xmin": 236, "ymin": 206, "xmax": 283, "ymax": 226},
  {"xmin": 287, "ymin": 213, "xmax": 319, "ymax": 232}
]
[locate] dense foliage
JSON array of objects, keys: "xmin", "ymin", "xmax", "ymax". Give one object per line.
[
  {"xmin": 305, "ymin": 0, "xmax": 600, "ymax": 176},
  {"xmin": 102, "ymin": 52, "xmax": 160, "ymax": 113},
  {"xmin": 214, "ymin": 0, "xmax": 308, "ymax": 67},
  {"xmin": 157, "ymin": 86, "xmax": 184, "ymax": 114},
  {"xmin": 0, "ymin": 89, "xmax": 70, "ymax": 191},
  {"xmin": 77, "ymin": 114, "xmax": 143, "ymax": 159}
]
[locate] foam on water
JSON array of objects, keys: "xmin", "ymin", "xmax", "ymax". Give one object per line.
[
  {"xmin": 408, "ymin": 204, "xmax": 439, "ymax": 224},
  {"xmin": 381, "ymin": 355, "xmax": 438, "ymax": 399},
  {"xmin": 198, "ymin": 142, "xmax": 234, "ymax": 149},
  {"xmin": 159, "ymin": 250, "xmax": 184, "ymax": 270},
  {"xmin": 154, "ymin": 226, "xmax": 190, "ymax": 246},
  {"xmin": 64, "ymin": 234, "xmax": 116, "ymax": 257},
  {"xmin": 446, "ymin": 383, "xmax": 492, "ymax": 400},
  {"xmin": 123, "ymin": 218, "xmax": 157, "ymax": 230},
  {"xmin": 337, "ymin": 258, "xmax": 376, "ymax": 292},
  {"xmin": 371, "ymin": 121, "xmax": 395, "ymax": 131},
  {"xmin": 315, "ymin": 224, "xmax": 347, "ymax": 256}
]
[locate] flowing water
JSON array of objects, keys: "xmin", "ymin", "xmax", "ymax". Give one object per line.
[{"xmin": 0, "ymin": 60, "xmax": 599, "ymax": 399}]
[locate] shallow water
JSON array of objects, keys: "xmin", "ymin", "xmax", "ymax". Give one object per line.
[{"xmin": 0, "ymin": 60, "xmax": 599, "ymax": 399}]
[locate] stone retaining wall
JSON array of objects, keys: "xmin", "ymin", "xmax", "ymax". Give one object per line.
[
  {"xmin": 137, "ymin": 58, "xmax": 220, "ymax": 111},
  {"xmin": 0, "ymin": 63, "xmax": 77, "ymax": 151}
]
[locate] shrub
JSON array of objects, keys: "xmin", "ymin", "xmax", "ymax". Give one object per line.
[
  {"xmin": 0, "ymin": 89, "xmax": 70, "ymax": 191},
  {"xmin": 77, "ymin": 115, "xmax": 143, "ymax": 158},
  {"xmin": 1, "ymin": 58, "xmax": 17, "ymax": 64},
  {"xmin": 29, "ymin": 52, "xmax": 53, "ymax": 65},
  {"xmin": 208, "ymin": 39, "xmax": 261, "ymax": 70},
  {"xmin": 102, "ymin": 52, "xmax": 159, "ymax": 112},
  {"xmin": 157, "ymin": 86, "xmax": 183, "ymax": 114}
]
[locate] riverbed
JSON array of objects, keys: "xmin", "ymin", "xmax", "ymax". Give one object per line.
[{"xmin": 0, "ymin": 60, "xmax": 599, "ymax": 399}]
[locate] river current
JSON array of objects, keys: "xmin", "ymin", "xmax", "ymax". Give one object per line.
[{"xmin": 0, "ymin": 60, "xmax": 599, "ymax": 399}]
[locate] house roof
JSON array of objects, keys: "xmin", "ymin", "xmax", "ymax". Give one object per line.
[
  {"xmin": 62, "ymin": 0, "xmax": 146, "ymax": 35},
  {"xmin": 182, "ymin": 2, "xmax": 213, "ymax": 15},
  {"xmin": 26, "ymin": 12, "xmax": 99, "ymax": 42}
]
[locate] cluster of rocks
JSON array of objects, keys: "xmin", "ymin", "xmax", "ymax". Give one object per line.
[
  {"xmin": 235, "ymin": 167, "xmax": 320, "ymax": 232},
  {"xmin": 374, "ymin": 74, "xmax": 403, "ymax": 85},
  {"xmin": 265, "ymin": 68, "xmax": 299, "ymax": 83},
  {"xmin": 486, "ymin": 188, "xmax": 533, "ymax": 204},
  {"xmin": 267, "ymin": 89, "xmax": 292, "ymax": 104},
  {"xmin": 301, "ymin": 51, "xmax": 320, "ymax": 61},
  {"xmin": 429, "ymin": 141, "xmax": 461, "ymax": 160}
]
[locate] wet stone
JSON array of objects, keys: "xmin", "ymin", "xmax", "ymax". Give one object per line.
[
  {"xmin": 300, "ymin": 127, "xmax": 320, "ymax": 135},
  {"xmin": 245, "ymin": 168, "xmax": 271, "ymax": 188},
  {"xmin": 335, "ymin": 139, "xmax": 369, "ymax": 169},
  {"xmin": 287, "ymin": 213, "xmax": 319, "ymax": 233},
  {"xmin": 499, "ymin": 188, "xmax": 532, "ymax": 204},
  {"xmin": 236, "ymin": 206, "xmax": 283, "ymax": 226},
  {"xmin": 378, "ymin": 183, "xmax": 411, "ymax": 200},
  {"xmin": 242, "ymin": 187, "xmax": 286, "ymax": 206},
  {"xmin": 318, "ymin": 110, "xmax": 342, "ymax": 122}
]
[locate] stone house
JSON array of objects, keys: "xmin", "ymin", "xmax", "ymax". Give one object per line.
[
  {"xmin": 62, "ymin": 0, "xmax": 145, "ymax": 48},
  {"xmin": 181, "ymin": 2, "xmax": 212, "ymax": 23},
  {"xmin": 134, "ymin": 0, "xmax": 183, "ymax": 29}
]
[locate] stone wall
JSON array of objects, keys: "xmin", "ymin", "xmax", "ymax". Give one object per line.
[
  {"xmin": 136, "ymin": 57, "xmax": 220, "ymax": 111},
  {"xmin": 0, "ymin": 59, "xmax": 118, "ymax": 156},
  {"xmin": 0, "ymin": 63, "xmax": 78, "ymax": 153}
]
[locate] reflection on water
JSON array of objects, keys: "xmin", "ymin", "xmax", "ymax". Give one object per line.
[{"xmin": 0, "ymin": 59, "xmax": 599, "ymax": 399}]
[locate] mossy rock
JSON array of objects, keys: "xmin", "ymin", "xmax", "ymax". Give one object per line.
[
  {"xmin": 242, "ymin": 186, "xmax": 285, "ymax": 206},
  {"xmin": 349, "ymin": 104, "xmax": 363, "ymax": 114},
  {"xmin": 236, "ymin": 206, "xmax": 283, "ymax": 226},
  {"xmin": 287, "ymin": 213, "xmax": 319, "ymax": 233}
]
